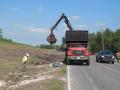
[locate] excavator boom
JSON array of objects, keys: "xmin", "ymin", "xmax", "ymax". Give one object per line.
[
  {"xmin": 50, "ymin": 13, "xmax": 73, "ymax": 33},
  {"xmin": 47, "ymin": 13, "xmax": 73, "ymax": 45}
]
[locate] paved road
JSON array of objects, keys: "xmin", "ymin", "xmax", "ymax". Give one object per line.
[{"xmin": 68, "ymin": 56, "xmax": 120, "ymax": 90}]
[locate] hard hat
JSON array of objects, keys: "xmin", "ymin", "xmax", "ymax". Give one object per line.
[{"xmin": 26, "ymin": 53, "xmax": 29, "ymax": 57}]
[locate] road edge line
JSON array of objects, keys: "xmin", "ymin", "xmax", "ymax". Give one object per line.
[{"xmin": 67, "ymin": 65, "xmax": 71, "ymax": 90}]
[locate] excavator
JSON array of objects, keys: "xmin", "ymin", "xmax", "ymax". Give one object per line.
[
  {"xmin": 47, "ymin": 13, "xmax": 73, "ymax": 45},
  {"xmin": 47, "ymin": 13, "xmax": 90, "ymax": 65}
]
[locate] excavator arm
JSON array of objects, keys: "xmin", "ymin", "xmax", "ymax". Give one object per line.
[
  {"xmin": 50, "ymin": 13, "xmax": 73, "ymax": 33},
  {"xmin": 47, "ymin": 13, "xmax": 73, "ymax": 45}
]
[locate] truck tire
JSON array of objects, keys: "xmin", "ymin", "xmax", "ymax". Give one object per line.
[
  {"xmin": 96, "ymin": 58, "xmax": 98, "ymax": 62},
  {"xmin": 86, "ymin": 61, "xmax": 90, "ymax": 66},
  {"xmin": 98, "ymin": 59, "xmax": 102, "ymax": 63},
  {"xmin": 112, "ymin": 61, "xmax": 114, "ymax": 64},
  {"xmin": 64, "ymin": 57, "xmax": 67, "ymax": 64}
]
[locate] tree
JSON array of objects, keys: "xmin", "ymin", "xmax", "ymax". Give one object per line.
[
  {"xmin": 89, "ymin": 28, "xmax": 120, "ymax": 53},
  {"xmin": 113, "ymin": 28, "xmax": 120, "ymax": 51},
  {"xmin": 89, "ymin": 33, "xmax": 97, "ymax": 53},
  {"xmin": 62, "ymin": 37, "xmax": 66, "ymax": 44},
  {"xmin": 0, "ymin": 28, "xmax": 3, "ymax": 38},
  {"xmin": 103, "ymin": 28, "xmax": 114, "ymax": 50},
  {"xmin": 96, "ymin": 31, "xmax": 102, "ymax": 50}
]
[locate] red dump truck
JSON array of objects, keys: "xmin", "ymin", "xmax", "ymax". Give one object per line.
[
  {"xmin": 47, "ymin": 13, "xmax": 90, "ymax": 65},
  {"xmin": 65, "ymin": 30, "xmax": 90, "ymax": 65}
]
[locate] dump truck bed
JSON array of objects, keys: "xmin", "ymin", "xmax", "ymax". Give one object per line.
[{"xmin": 65, "ymin": 30, "xmax": 88, "ymax": 43}]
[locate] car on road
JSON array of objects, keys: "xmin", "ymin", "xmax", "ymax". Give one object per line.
[{"xmin": 96, "ymin": 50, "xmax": 115, "ymax": 64}]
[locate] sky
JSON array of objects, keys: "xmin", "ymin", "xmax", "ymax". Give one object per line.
[{"xmin": 0, "ymin": 0, "xmax": 120, "ymax": 45}]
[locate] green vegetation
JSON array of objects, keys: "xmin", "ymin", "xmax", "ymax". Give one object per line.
[
  {"xmin": 36, "ymin": 44, "xmax": 60, "ymax": 49},
  {"xmin": 89, "ymin": 28, "xmax": 120, "ymax": 53},
  {"xmin": 14, "ymin": 65, "xmax": 67, "ymax": 90},
  {"xmin": 0, "ymin": 28, "xmax": 3, "ymax": 38},
  {"xmin": 13, "ymin": 78, "xmax": 65, "ymax": 90},
  {"xmin": 37, "ymin": 28, "xmax": 120, "ymax": 53},
  {"xmin": 59, "ymin": 65, "xmax": 67, "ymax": 76},
  {"xmin": 0, "ymin": 28, "xmax": 14, "ymax": 44},
  {"xmin": 39, "ymin": 78, "xmax": 65, "ymax": 90},
  {"xmin": 0, "ymin": 59, "xmax": 21, "ymax": 80},
  {"xmin": 38, "ymin": 66, "xmax": 67, "ymax": 90},
  {"xmin": 0, "ymin": 28, "xmax": 66, "ymax": 90},
  {"xmin": 0, "ymin": 38, "xmax": 13, "ymax": 44},
  {"xmin": 36, "ymin": 44, "xmax": 66, "ymax": 51}
]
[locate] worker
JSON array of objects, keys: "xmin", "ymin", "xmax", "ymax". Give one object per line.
[
  {"xmin": 22, "ymin": 53, "xmax": 29, "ymax": 63},
  {"xmin": 22, "ymin": 53, "xmax": 30, "ymax": 71}
]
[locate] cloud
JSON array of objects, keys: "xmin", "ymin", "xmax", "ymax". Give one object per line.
[
  {"xmin": 12, "ymin": 24, "xmax": 49, "ymax": 34},
  {"xmin": 71, "ymin": 16, "xmax": 80, "ymax": 20},
  {"xmin": 26, "ymin": 27, "xmax": 49, "ymax": 33},
  {"xmin": 77, "ymin": 25, "xmax": 88, "ymax": 30}
]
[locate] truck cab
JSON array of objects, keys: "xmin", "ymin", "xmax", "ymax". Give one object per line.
[{"xmin": 66, "ymin": 47, "xmax": 90, "ymax": 65}]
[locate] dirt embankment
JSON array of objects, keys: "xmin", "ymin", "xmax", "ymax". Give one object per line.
[
  {"xmin": 0, "ymin": 44, "xmax": 65, "ymax": 63},
  {"xmin": 0, "ymin": 43, "xmax": 66, "ymax": 90}
]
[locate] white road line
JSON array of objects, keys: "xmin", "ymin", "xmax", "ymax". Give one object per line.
[
  {"xmin": 67, "ymin": 66, "xmax": 71, "ymax": 90},
  {"xmin": 83, "ymin": 70, "xmax": 99, "ymax": 90}
]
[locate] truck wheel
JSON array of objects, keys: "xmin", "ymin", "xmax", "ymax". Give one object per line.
[
  {"xmin": 86, "ymin": 61, "xmax": 90, "ymax": 66},
  {"xmin": 98, "ymin": 59, "xmax": 102, "ymax": 63},
  {"xmin": 64, "ymin": 57, "xmax": 67, "ymax": 64},
  {"xmin": 96, "ymin": 58, "xmax": 98, "ymax": 62},
  {"xmin": 112, "ymin": 61, "xmax": 114, "ymax": 64}
]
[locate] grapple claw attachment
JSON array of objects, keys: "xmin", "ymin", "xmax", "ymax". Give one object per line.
[{"xmin": 47, "ymin": 33, "xmax": 57, "ymax": 45}]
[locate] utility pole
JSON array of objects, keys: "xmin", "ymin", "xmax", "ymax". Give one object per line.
[{"xmin": 102, "ymin": 28, "xmax": 104, "ymax": 50}]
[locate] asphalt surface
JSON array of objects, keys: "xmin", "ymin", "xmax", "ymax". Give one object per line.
[{"xmin": 68, "ymin": 56, "xmax": 120, "ymax": 90}]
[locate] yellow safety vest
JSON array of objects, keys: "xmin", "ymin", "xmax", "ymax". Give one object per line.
[{"xmin": 22, "ymin": 56, "xmax": 28, "ymax": 63}]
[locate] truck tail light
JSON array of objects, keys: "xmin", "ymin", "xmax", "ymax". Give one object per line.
[
  {"xmin": 84, "ymin": 51, "xmax": 90, "ymax": 56},
  {"xmin": 67, "ymin": 51, "xmax": 72, "ymax": 56}
]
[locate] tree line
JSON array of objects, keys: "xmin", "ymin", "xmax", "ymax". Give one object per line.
[
  {"xmin": 38, "ymin": 28, "xmax": 120, "ymax": 53},
  {"xmin": 0, "ymin": 28, "xmax": 13, "ymax": 43},
  {"xmin": 1, "ymin": 27, "xmax": 120, "ymax": 53},
  {"xmin": 89, "ymin": 28, "xmax": 120, "ymax": 53}
]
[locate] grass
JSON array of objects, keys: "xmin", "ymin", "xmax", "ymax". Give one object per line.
[
  {"xmin": 0, "ymin": 40, "xmax": 66, "ymax": 90},
  {"xmin": 38, "ymin": 65, "xmax": 67, "ymax": 90},
  {"xmin": 59, "ymin": 65, "xmax": 67, "ymax": 76},
  {"xmin": 52, "ymin": 65, "xmax": 67, "ymax": 78},
  {"xmin": 2, "ymin": 65, "xmax": 67, "ymax": 90},
  {"xmin": 0, "ymin": 64, "xmax": 67, "ymax": 90},
  {"xmin": 0, "ymin": 59, "xmax": 21, "ymax": 80},
  {"xmin": 12, "ymin": 78, "xmax": 65, "ymax": 90},
  {"xmin": 39, "ymin": 78, "xmax": 65, "ymax": 90}
]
